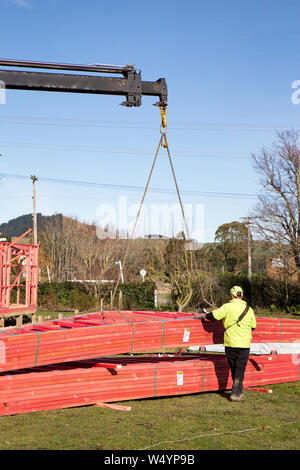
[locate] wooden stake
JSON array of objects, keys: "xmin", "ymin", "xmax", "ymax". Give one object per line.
[
  {"xmin": 246, "ymin": 387, "xmax": 273, "ymax": 394},
  {"xmin": 119, "ymin": 291, "xmax": 123, "ymax": 310},
  {"xmin": 95, "ymin": 402, "xmax": 131, "ymax": 412}
]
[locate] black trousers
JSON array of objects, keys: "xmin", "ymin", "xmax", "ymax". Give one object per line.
[{"xmin": 225, "ymin": 347, "xmax": 250, "ymax": 395}]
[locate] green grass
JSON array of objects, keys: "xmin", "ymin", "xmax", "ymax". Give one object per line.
[
  {"xmin": 35, "ymin": 310, "xmax": 75, "ymax": 319},
  {"xmin": 0, "ymin": 381, "xmax": 299, "ymax": 450}
]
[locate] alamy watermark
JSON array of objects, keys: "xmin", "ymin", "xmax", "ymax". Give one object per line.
[
  {"xmin": 0, "ymin": 80, "xmax": 6, "ymax": 104},
  {"xmin": 95, "ymin": 196, "xmax": 204, "ymax": 249},
  {"xmin": 291, "ymin": 80, "xmax": 300, "ymax": 104}
]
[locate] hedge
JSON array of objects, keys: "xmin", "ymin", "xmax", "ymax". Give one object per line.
[
  {"xmin": 13, "ymin": 274, "xmax": 300, "ymax": 314},
  {"xmin": 37, "ymin": 280, "xmax": 156, "ymax": 312},
  {"xmin": 38, "ymin": 282, "xmax": 96, "ymax": 311},
  {"xmin": 190, "ymin": 272, "xmax": 300, "ymax": 312}
]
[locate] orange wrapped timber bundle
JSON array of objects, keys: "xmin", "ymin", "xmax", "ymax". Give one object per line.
[
  {"xmin": 0, "ymin": 353, "xmax": 298, "ymax": 416},
  {"xmin": 0, "ymin": 311, "xmax": 298, "ymax": 373}
]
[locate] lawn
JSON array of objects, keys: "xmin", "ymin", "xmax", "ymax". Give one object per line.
[{"xmin": 0, "ymin": 381, "xmax": 298, "ymax": 450}]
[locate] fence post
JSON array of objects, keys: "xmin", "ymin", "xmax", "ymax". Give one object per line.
[
  {"xmin": 119, "ymin": 290, "xmax": 123, "ymax": 310},
  {"xmin": 154, "ymin": 289, "xmax": 158, "ymax": 308},
  {"xmin": 16, "ymin": 315, "xmax": 23, "ymax": 327}
]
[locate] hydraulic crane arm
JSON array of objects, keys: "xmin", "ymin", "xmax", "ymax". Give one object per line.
[{"xmin": 0, "ymin": 58, "xmax": 168, "ymax": 108}]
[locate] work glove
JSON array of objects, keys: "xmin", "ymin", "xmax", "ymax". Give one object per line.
[
  {"xmin": 198, "ymin": 308, "xmax": 208, "ymax": 314},
  {"xmin": 193, "ymin": 308, "xmax": 208, "ymax": 321},
  {"xmin": 195, "ymin": 308, "xmax": 215, "ymax": 322}
]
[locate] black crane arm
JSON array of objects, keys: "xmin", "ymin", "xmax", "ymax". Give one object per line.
[{"xmin": 0, "ymin": 59, "xmax": 168, "ymax": 108}]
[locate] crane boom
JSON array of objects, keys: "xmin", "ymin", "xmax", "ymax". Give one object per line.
[{"xmin": 0, "ymin": 58, "xmax": 168, "ymax": 108}]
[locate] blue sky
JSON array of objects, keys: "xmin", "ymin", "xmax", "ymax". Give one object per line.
[{"xmin": 1, "ymin": 0, "xmax": 300, "ymax": 242}]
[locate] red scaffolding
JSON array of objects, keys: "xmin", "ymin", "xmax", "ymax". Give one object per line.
[{"xmin": 0, "ymin": 230, "xmax": 39, "ymax": 317}]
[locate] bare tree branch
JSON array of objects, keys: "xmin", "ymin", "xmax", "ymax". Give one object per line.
[{"xmin": 251, "ymin": 130, "xmax": 300, "ymax": 279}]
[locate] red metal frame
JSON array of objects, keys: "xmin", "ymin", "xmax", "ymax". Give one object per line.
[{"xmin": 0, "ymin": 235, "xmax": 39, "ymax": 316}]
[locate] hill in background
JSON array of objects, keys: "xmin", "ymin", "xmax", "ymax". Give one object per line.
[{"xmin": 0, "ymin": 213, "xmax": 63, "ymax": 238}]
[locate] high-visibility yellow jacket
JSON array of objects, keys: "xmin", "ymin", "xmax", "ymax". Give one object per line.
[{"xmin": 212, "ymin": 298, "xmax": 256, "ymax": 348}]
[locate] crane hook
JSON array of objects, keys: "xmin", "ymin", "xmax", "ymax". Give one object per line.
[{"xmin": 160, "ymin": 105, "xmax": 168, "ymax": 148}]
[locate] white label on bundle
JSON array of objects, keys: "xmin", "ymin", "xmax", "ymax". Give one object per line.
[
  {"xmin": 177, "ymin": 371, "xmax": 183, "ymax": 386},
  {"xmin": 0, "ymin": 341, "xmax": 6, "ymax": 364},
  {"xmin": 183, "ymin": 328, "xmax": 190, "ymax": 342}
]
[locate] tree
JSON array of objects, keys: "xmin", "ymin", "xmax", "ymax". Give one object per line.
[
  {"xmin": 147, "ymin": 236, "xmax": 194, "ymax": 312},
  {"xmin": 164, "ymin": 237, "xmax": 194, "ymax": 312},
  {"xmin": 214, "ymin": 221, "xmax": 248, "ymax": 273},
  {"xmin": 39, "ymin": 216, "xmax": 78, "ymax": 281},
  {"xmin": 250, "ymin": 130, "xmax": 300, "ymax": 280}
]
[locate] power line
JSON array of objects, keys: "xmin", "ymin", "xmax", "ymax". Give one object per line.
[
  {"xmin": 0, "ymin": 140, "xmax": 250, "ymax": 159},
  {"xmin": 0, "ymin": 172, "xmax": 258, "ymax": 200},
  {"xmin": 0, "ymin": 114, "xmax": 299, "ymax": 131}
]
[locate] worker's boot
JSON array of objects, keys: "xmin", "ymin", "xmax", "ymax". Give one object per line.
[
  {"xmin": 230, "ymin": 379, "xmax": 244, "ymax": 402},
  {"xmin": 230, "ymin": 393, "xmax": 243, "ymax": 402}
]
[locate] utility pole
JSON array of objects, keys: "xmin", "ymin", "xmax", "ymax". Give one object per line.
[
  {"xmin": 247, "ymin": 217, "xmax": 252, "ymax": 282},
  {"xmin": 46, "ymin": 266, "xmax": 51, "ymax": 284},
  {"xmin": 115, "ymin": 260, "xmax": 124, "ymax": 284},
  {"xmin": 31, "ymin": 175, "xmax": 38, "ymax": 245},
  {"xmin": 240, "ymin": 216, "xmax": 253, "ymax": 282}
]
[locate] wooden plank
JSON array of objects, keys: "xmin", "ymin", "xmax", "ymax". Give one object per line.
[
  {"xmin": 246, "ymin": 387, "xmax": 273, "ymax": 393},
  {"xmin": 16, "ymin": 315, "xmax": 23, "ymax": 327},
  {"xmin": 95, "ymin": 402, "xmax": 131, "ymax": 411}
]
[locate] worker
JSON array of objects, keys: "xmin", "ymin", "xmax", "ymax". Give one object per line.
[{"xmin": 197, "ymin": 286, "xmax": 256, "ymax": 402}]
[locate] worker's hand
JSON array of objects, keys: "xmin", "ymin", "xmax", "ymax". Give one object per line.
[
  {"xmin": 192, "ymin": 311, "xmax": 207, "ymax": 321},
  {"xmin": 198, "ymin": 307, "xmax": 208, "ymax": 314}
]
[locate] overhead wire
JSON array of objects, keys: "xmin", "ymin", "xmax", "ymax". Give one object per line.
[
  {"xmin": 0, "ymin": 172, "xmax": 258, "ymax": 200},
  {"xmin": 0, "ymin": 114, "xmax": 299, "ymax": 131},
  {"xmin": 0, "ymin": 140, "xmax": 250, "ymax": 159}
]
